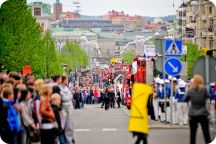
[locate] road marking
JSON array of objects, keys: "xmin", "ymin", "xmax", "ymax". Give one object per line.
[
  {"xmin": 75, "ymin": 129, "xmax": 91, "ymax": 132},
  {"xmin": 122, "ymin": 107, "xmax": 130, "ymax": 116},
  {"xmin": 102, "ymin": 128, "xmax": 117, "ymax": 132}
]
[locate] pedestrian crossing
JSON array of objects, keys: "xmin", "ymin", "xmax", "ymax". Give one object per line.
[{"xmin": 75, "ymin": 128, "xmax": 118, "ymax": 132}]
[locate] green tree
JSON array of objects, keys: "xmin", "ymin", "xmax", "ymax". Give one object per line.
[
  {"xmin": 0, "ymin": 0, "xmax": 44, "ymax": 75},
  {"xmin": 121, "ymin": 50, "xmax": 137, "ymax": 64},
  {"xmin": 182, "ymin": 43, "xmax": 202, "ymax": 78},
  {"xmin": 42, "ymin": 31, "xmax": 62, "ymax": 77},
  {"xmin": 60, "ymin": 42, "xmax": 89, "ymax": 71}
]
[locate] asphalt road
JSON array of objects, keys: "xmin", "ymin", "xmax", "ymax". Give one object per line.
[{"xmin": 73, "ymin": 104, "xmax": 216, "ymax": 144}]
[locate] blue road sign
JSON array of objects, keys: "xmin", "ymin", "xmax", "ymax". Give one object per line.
[
  {"xmin": 164, "ymin": 58, "xmax": 182, "ymax": 76},
  {"xmin": 164, "ymin": 40, "xmax": 182, "ymax": 57}
]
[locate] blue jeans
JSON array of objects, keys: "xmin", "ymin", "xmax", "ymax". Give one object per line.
[
  {"xmin": 59, "ymin": 134, "xmax": 66, "ymax": 144},
  {"xmin": 94, "ymin": 97, "xmax": 98, "ymax": 104}
]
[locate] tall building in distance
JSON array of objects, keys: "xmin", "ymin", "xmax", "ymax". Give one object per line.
[
  {"xmin": 53, "ymin": 0, "xmax": 62, "ymax": 21},
  {"xmin": 195, "ymin": 0, "xmax": 216, "ymax": 50},
  {"xmin": 30, "ymin": 2, "xmax": 52, "ymax": 32}
]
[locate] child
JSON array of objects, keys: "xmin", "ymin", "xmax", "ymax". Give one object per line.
[
  {"xmin": 0, "ymin": 84, "xmax": 21, "ymax": 144},
  {"xmin": 51, "ymin": 93, "xmax": 65, "ymax": 144}
]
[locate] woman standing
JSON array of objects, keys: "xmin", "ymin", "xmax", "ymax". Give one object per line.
[
  {"xmin": 40, "ymin": 84, "xmax": 56, "ymax": 144},
  {"xmin": 20, "ymin": 88, "xmax": 36, "ymax": 144},
  {"xmin": 185, "ymin": 75, "xmax": 211, "ymax": 144}
]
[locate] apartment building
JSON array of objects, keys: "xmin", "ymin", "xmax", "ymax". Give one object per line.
[
  {"xmin": 195, "ymin": 0, "xmax": 216, "ymax": 50},
  {"xmin": 30, "ymin": 2, "xmax": 52, "ymax": 32},
  {"xmin": 176, "ymin": 2, "xmax": 187, "ymax": 38}
]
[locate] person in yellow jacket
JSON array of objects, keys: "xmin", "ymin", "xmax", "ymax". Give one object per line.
[{"xmin": 128, "ymin": 83, "xmax": 154, "ymax": 144}]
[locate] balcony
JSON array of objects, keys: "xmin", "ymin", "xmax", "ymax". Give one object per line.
[
  {"xmin": 208, "ymin": 14, "xmax": 214, "ymax": 19},
  {"xmin": 202, "ymin": 16, "xmax": 207, "ymax": 21},
  {"xmin": 207, "ymin": 27, "xmax": 214, "ymax": 36},
  {"xmin": 201, "ymin": 30, "xmax": 207, "ymax": 37}
]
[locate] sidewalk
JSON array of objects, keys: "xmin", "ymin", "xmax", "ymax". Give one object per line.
[{"xmin": 149, "ymin": 119, "xmax": 189, "ymax": 129}]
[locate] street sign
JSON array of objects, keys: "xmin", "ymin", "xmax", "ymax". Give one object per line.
[
  {"xmin": 164, "ymin": 58, "xmax": 182, "ymax": 76},
  {"xmin": 164, "ymin": 40, "xmax": 182, "ymax": 57},
  {"xmin": 144, "ymin": 45, "xmax": 156, "ymax": 57},
  {"xmin": 193, "ymin": 56, "xmax": 216, "ymax": 83}
]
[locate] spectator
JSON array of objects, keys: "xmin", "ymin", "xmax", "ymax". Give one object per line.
[
  {"xmin": 20, "ymin": 88, "xmax": 37, "ymax": 143},
  {"xmin": 0, "ymin": 83, "xmax": 21, "ymax": 144},
  {"xmin": 185, "ymin": 75, "xmax": 211, "ymax": 144},
  {"xmin": 93, "ymin": 88, "xmax": 99, "ymax": 104},
  {"xmin": 51, "ymin": 93, "xmax": 65, "ymax": 144},
  {"xmin": 40, "ymin": 84, "xmax": 57, "ymax": 144},
  {"xmin": 60, "ymin": 76, "xmax": 75, "ymax": 144}
]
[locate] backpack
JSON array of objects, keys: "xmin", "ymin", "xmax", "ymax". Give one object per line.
[{"xmin": 0, "ymin": 104, "xmax": 21, "ymax": 143}]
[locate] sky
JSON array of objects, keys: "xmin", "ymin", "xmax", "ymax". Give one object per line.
[{"xmin": 0, "ymin": 0, "xmax": 183, "ymax": 17}]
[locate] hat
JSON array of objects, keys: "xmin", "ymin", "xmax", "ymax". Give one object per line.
[
  {"xmin": 159, "ymin": 79, "xmax": 164, "ymax": 85},
  {"xmin": 165, "ymin": 79, "xmax": 170, "ymax": 84},
  {"xmin": 178, "ymin": 81, "xmax": 186, "ymax": 88},
  {"xmin": 177, "ymin": 78, "xmax": 183, "ymax": 83},
  {"xmin": 210, "ymin": 82, "xmax": 215, "ymax": 86},
  {"xmin": 155, "ymin": 77, "xmax": 161, "ymax": 84},
  {"xmin": 168, "ymin": 76, "xmax": 177, "ymax": 81}
]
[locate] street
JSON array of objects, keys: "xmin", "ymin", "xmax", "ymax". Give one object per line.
[{"xmin": 73, "ymin": 105, "xmax": 216, "ymax": 144}]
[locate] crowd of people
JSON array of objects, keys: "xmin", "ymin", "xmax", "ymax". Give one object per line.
[
  {"xmin": 0, "ymin": 72, "xmax": 75, "ymax": 144},
  {"xmin": 70, "ymin": 84, "xmax": 122, "ymax": 110},
  {"xmin": 152, "ymin": 75, "xmax": 215, "ymax": 126},
  {"xmin": 0, "ymin": 70, "xmax": 215, "ymax": 144}
]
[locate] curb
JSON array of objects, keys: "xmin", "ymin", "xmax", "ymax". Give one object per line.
[{"xmin": 149, "ymin": 125, "xmax": 189, "ymax": 129}]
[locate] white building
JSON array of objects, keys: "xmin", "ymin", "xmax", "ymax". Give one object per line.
[{"xmin": 30, "ymin": 2, "xmax": 52, "ymax": 31}]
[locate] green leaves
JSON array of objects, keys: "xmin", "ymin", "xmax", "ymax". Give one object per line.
[
  {"xmin": 121, "ymin": 50, "xmax": 137, "ymax": 64},
  {"xmin": 182, "ymin": 43, "xmax": 202, "ymax": 78},
  {"xmin": 0, "ymin": 0, "xmax": 62, "ymax": 77},
  {"xmin": 59, "ymin": 42, "xmax": 89, "ymax": 71}
]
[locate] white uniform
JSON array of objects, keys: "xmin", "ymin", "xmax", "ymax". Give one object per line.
[{"xmin": 176, "ymin": 81, "xmax": 188, "ymax": 125}]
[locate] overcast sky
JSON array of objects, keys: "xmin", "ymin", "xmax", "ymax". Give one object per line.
[{"xmin": 0, "ymin": 0, "xmax": 183, "ymax": 17}]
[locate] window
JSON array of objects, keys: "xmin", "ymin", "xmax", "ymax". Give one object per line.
[
  {"xmin": 34, "ymin": 7, "xmax": 41, "ymax": 16},
  {"xmin": 209, "ymin": 6, "xmax": 212, "ymax": 14},
  {"xmin": 210, "ymin": 40, "xmax": 213, "ymax": 49}
]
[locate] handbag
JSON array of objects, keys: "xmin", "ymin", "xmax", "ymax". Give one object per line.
[{"xmin": 28, "ymin": 127, "xmax": 41, "ymax": 142}]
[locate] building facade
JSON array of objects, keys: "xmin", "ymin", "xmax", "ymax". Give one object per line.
[
  {"xmin": 30, "ymin": 2, "xmax": 52, "ymax": 32},
  {"xmin": 176, "ymin": 2, "xmax": 187, "ymax": 38},
  {"xmin": 53, "ymin": 0, "xmax": 62, "ymax": 21},
  {"xmin": 52, "ymin": 18, "xmax": 124, "ymax": 32},
  {"xmin": 195, "ymin": 0, "xmax": 216, "ymax": 50},
  {"xmin": 176, "ymin": 0, "xmax": 216, "ymax": 50}
]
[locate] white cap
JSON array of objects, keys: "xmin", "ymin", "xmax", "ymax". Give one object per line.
[
  {"xmin": 168, "ymin": 76, "xmax": 177, "ymax": 81},
  {"xmin": 165, "ymin": 79, "xmax": 170, "ymax": 83},
  {"xmin": 178, "ymin": 79, "xmax": 184, "ymax": 84},
  {"xmin": 178, "ymin": 81, "xmax": 186, "ymax": 88},
  {"xmin": 159, "ymin": 79, "xmax": 164, "ymax": 85},
  {"xmin": 210, "ymin": 82, "xmax": 215, "ymax": 86},
  {"xmin": 155, "ymin": 77, "xmax": 161, "ymax": 84}
]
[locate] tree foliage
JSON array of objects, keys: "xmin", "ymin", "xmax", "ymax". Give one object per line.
[
  {"xmin": 182, "ymin": 43, "xmax": 202, "ymax": 78},
  {"xmin": 121, "ymin": 50, "xmax": 137, "ymax": 64},
  {"xmin": 0, "ymin": 0, "xmax": 43, "ymax": 74},
  {"xmin": 60, "ymin": 42, "xmax": 89, "ymax": 71},
  {"xmin": 0, "ymin": 0, "xmax": 62, "ymax": 77},
  {"xmin": 42, "ymin": 31, "xmax": 62, "ymax": 77}
]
